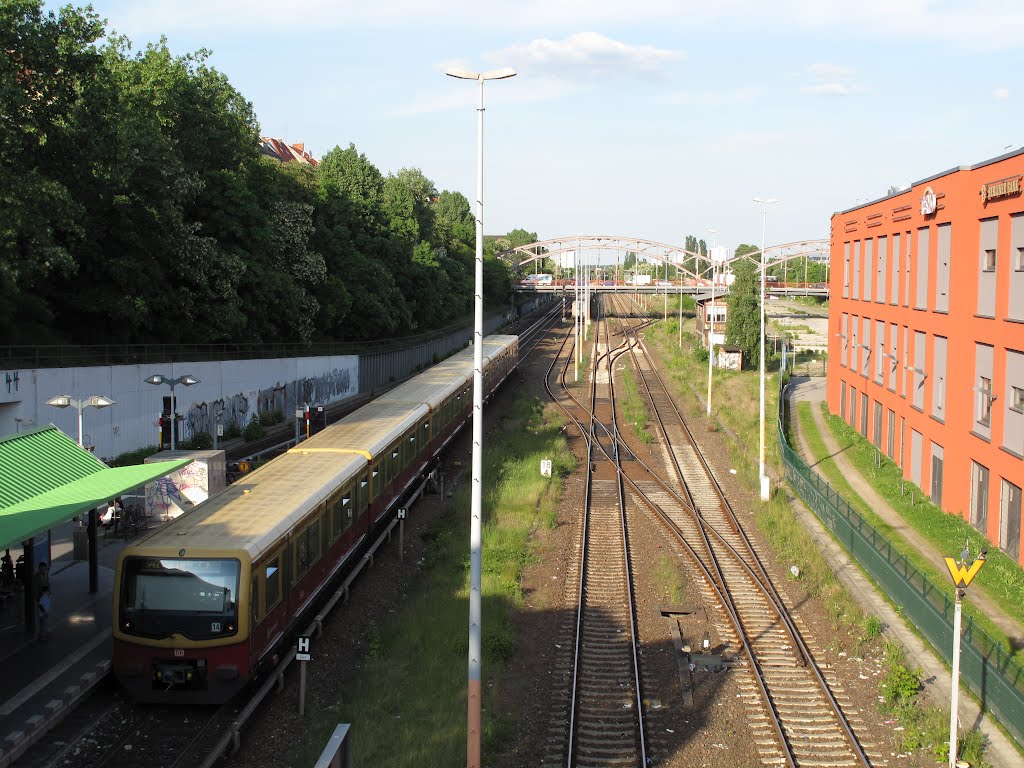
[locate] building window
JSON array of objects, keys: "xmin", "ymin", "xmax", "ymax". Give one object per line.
[
  {"xmin": 977, "ymin": 376, "xmax": 994, "ymax": 425},
  {"xmin": 1013, "ymin": 386, "xmax": 1024, "ymax": 413},
  {"xmin": 983, "ymin": 249, "xmax": 996, "ymax": 272},
  {"xmin": 1016, "ymin": 246, "xmax": 1024, "ymax": 272}
]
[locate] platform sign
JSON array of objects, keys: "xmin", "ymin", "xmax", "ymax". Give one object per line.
[
  {"xmin": 540, "ymin": 459, "xmax": 552, "ymax": 477},
  {"xmin": 297, "ymin": 635, "xmax": 312, "ymax": 662},
  {"xmin": 397, "ymin": 508, "xmax": 407, "ymax": 519}
]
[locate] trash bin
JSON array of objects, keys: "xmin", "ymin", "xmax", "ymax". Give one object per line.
[{"xmin": 73, "ymin": 526, "xmax": 88, "ymax": 560}]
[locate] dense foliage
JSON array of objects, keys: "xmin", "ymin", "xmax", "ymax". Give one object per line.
[
  {"xmin": 0, "ymin": 1, "xmax": 514, "ymax": 346},
  {"xmin": 725, "ymin": 243, "xmax": 762, "ymax": 368}
]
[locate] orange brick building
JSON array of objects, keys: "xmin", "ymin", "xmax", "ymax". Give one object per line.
[{"xmin": 827, "ymin": 149, "xmax": 1024, "ymax": 565}]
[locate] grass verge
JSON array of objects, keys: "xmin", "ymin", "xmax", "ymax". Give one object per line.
[
  {"xmin": 620, "ymin": 366, "xmax": 654, "ymax": 444},
  {"xmin": 288, "ymin": 390, "xmax": 574, "ymax": 767},
  {"xmin": 800, "ymin": 401, "xmax": 1024, "ymax": 666}
]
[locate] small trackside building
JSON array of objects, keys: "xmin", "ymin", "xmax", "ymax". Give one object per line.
[{"xmin": 827, "ymin": 148, "xmax": 1024, "ymax": 565}]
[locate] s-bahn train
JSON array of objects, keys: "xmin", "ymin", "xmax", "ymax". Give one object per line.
[{"xmin": 112, "ymin": 335, "xmax": 519, "ymax": 704}]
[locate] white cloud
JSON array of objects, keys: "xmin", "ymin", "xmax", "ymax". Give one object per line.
[
  {"xmin": 805, "ymin": 63, "xmax": 856, "ymax": 81},
  {"xmin": 661, "ymin": 87, "xmax": 760, "ymax": 106},
  {"xmin": 994, "ymin": 87, "xmax": 1011, "ymax": 100},
  {"xmin": 798, "ymin": 62, "xmax": 866, "ymax": 96},
  {"xmin": 489, "ymin": 32, "xmax": 683, "ymax": 80},
  {"xmin": 801, "ymin": 83, "xmax": 852, "ymax": 96}
]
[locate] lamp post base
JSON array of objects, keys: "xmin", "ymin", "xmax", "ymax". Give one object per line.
[{"xmin": 759, "ymin": 474, "xmax": 771, "ymax": 501}]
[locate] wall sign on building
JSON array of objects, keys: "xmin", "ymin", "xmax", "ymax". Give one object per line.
[
  {"xmin": 980, "ymin": 175, "xmax": 1022, "ymax": 203},
  {"xmin": 920, "ymin": 186, "xmax": 937, "ymax": 216}
]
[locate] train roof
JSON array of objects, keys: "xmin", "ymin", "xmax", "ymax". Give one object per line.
[
  {"xmin": 123, "ymin": 334, "xmax": 516, "ymax": 561},
  {"xmin": 376, "ymin": 335, "xmax": 517, "ymax": 409},
  {"xmin": 300, "ymin": 399, "xmax": 428, "ymax": 457},
  {"xmin": 129, "ymin": 449, "xmax": 364, "ymax": 559}
]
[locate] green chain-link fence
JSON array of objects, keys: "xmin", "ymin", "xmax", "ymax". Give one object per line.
[{"xmin": 777, "ymin": 380, "xmax": 1023, "ymax": 750}]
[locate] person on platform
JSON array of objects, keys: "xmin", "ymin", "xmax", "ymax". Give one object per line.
[
  {"xmin": 1, "ymin": 549, "xmax": 13, "ymax": 587},
  {"xmin": 32, "ymin": 561, "xmax": 51, "ymax": 639},
  {"xmin": 100, "ymin": 500, "xmax": 117, "ymax": 528}
]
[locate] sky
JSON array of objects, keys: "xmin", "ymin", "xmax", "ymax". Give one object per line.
[{"xmin": 62, "ymin": 0, "xmax": 1024, "ymax": 253}]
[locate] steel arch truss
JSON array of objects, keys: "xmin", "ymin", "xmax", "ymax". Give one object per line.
[
  {"xmin": 499, "ymin": 235, "xmax": 709, "ymax": 282},
  {"xmin": 499, "ymin": 235, "xmax": 830, "ymax": 280}
]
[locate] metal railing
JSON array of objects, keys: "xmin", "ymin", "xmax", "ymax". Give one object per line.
[{"xmin": 776, "ymin": 377, "xmax": 1024, "ymax": 750}]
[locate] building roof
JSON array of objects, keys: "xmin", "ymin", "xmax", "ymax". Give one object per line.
[
  {"xmin": 259, "ymin": 137, "xmax": 319, "ymax": 166},
  {"xmin": 0, "ymin": 426, "xmax": 193, "ymax": 549},
  {"xmin": 694, "ymin": 289, "xmax": 730, "ymax": 303}
]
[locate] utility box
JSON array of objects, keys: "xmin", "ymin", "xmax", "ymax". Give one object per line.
[{"xmin": 144, "ymin": 449, "xmax": 226, "ymax": 521}]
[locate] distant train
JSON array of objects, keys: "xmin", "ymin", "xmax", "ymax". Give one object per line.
[
  {"xmin": 112, "ymin": 335, "xmax": 519, "ymax": 704},
  {"xmin": 521, "ymin": 273, "xmax": 554, "ymax": 285}
]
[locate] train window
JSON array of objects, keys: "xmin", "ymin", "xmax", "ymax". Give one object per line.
[
  {"xmin": 329, "ymin": 493, "xmax": 344, "ymax": 542},
  {"xmin": 370, "ymin": 466, "xmax": 380, "ymax": 501},
  {"xmin": 265, "ymin": 558, "xmax": 281, "ymax": 613},
  {"xmin": 422, "ymin": 418, "xmax": 430, "ymax": 444},
  {"xmin": 358, "ymin": 474, "xmax": 369, "ymax": 512},
  {"xmin": 342, "ymin": 491, "xmax": 353, "ymax": 531},
  {"xmin": 296, "ymin": 519, "xmax": 321, "ymax": 578}
]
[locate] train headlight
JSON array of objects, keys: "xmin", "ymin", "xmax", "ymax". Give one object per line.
[
  {"xmin": 155, "ymin": 671, "xmax": 162, "ymax": 680},
  {"xmin": 186, "ymin": 671, "xmax": 193, "ymax": 681}
]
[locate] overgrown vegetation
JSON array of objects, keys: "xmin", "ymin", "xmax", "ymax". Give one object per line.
[
  {"xmin": 620, "ymin": 366, "xmax": 654, "ymax": 444},
  {"xmin": 643, "ymin": 316, "xmax": 996, "ymax": 763},
  {"xmin": 290, "ymin": 391, "xmax": 572, "ymax": 767},
  {"xmin": 799, "ymin": 402, "xmax": 1024, "ymax": 665}
]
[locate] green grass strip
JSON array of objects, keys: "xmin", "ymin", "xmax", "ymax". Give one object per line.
[
  {"xmin": 289, "ymin": 391, "xmax": 574, "ymax": 767},
  {"xmin": 798, "ymin": 401, "xmax": 1024, "ymax": 666}
]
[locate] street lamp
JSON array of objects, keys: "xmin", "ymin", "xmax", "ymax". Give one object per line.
[
  {"xmin": 706, "ymin": 227, "xmax": 718, "ymax": 417},
  {"xmin": 45, "ymin": 394, "xmax": 115, "ymax": 447},
  {"xmin": 144, "ymin": 374, "xmax": 200, "ymax": 451},
  {"xmin": 446, "ymin": 63, "xmax": 516, "ymax": 768},
  {"xmin": 754, "ymin": 197, "xmax": 779, "ymax": 501}
]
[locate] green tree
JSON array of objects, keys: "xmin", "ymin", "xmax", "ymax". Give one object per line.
[
  {"xmin": 0, "ymin": 0, "xmax": 105, "ymax": 342},
  {"xmin": 725, "ymin": 245, "xmax": 762, "ymax": 369}
]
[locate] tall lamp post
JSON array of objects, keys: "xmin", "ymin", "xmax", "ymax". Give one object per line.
[
  {"xmin": 45, "ymin": 394, "xmax": 115, "ymax": 448},
  {"xmin": 46, "ymin": 393, "xmax": 115, "ymax": 592},
  {"xmin": 144, "ymin": 374, "xmax": 200, "ymax": 451},
  {"xmin": 754, "ymin": 197, "xmax": 779, "ymax": 501},
  {"xmin": 706, "ymin": 227, "xmax": 718, "ymax": 417},
  {"xmin": 446, "ymin": 64, "xmax": 516, "ymax": 768}
]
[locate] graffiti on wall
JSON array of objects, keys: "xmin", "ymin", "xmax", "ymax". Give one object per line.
[
  {"xmin": 146, "ymin": 460, "xmax": 210, "ymax": 520},
  {"xmin": 176, "ymin": 366, "xmax": 356, "ymax": 441}
]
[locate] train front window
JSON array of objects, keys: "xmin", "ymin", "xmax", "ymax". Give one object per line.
[{"xmin": 120, "ymin": 557, "xmax": 240, "ymax": 640}]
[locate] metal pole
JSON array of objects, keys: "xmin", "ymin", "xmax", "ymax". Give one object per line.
[
  {"xmin": 948, "ymin": 590, "xmax": 963, "ymax": 768},
  {"xmin": 758, "ymin": 204, "xmax": 769, "ymax": 500},
  {"xmin": 753, "ymin": 199, "xmax": 774, "ymax": 499},
  {"xmin": 707, "ymin": 259, "xmax": 715, "ymax": 416},
  {"xmin": 77, "ymin": 406, "xmax": 83, "ymax": 448},
  {"xmin": 678, "ymin": 259, "xmax": 683, "ymax": 349},
  {"xmin": 169, "ymin": 383, "xmax": 176, "ymax": 451},
  {"xmin": 465, "ymin": 73, "xmax": 486, "ymax": 768}
]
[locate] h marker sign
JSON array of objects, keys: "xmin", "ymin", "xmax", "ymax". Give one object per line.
[{"xmin": 297, "ymin": 635, "xmax": 311, "ymax": 662}]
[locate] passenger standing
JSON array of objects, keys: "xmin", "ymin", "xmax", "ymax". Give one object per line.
[
  {"xmin": 34, "ymin": 562, "xmax": 51, "ymax": 639},
  {"xmin": 1, "ymin": 549, "xmax": 13, "ymax": 588}
]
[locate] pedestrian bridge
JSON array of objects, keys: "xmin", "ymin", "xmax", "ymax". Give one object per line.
[{"xmin": 499, "ymin": 235, "xmax": 830, "ymax": 297}]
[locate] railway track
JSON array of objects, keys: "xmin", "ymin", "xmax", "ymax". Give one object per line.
[
  {"xmin": 546, "ymin": 292, "xmax": 877, "ymax": 767},
  {"xmin": 541, "ymin": 307, "xmax": 649, "ymax": 767}
]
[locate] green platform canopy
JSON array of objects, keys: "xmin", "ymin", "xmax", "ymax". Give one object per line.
[{"xmin": 0, "ymin": 425, "xmax": 193, "ymax": 549}]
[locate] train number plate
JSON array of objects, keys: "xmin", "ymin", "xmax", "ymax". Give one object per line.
[{"xmin": 174, "ymin": 648, "xmax": 184, "ymax": 657}]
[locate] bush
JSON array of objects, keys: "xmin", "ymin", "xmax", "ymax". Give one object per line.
[
  {"xmin": 182, "ymin": 431, "xmax": 214, "ymax": 450},
  {"xmin": 224, "ymin": 422, "xmax": 242, "ymax": 440},
  {"xmin": 109, "ymin": 445, "xmax": 161, "ymax": 467},
  {"xmin": 259, "ymin": 409, "xmax": 285, "ymax": 427},
  {"xmin": 243, "ymin": 417, "xmax": 266, "ymax": 442}
]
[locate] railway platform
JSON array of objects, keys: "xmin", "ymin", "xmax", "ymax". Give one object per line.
[{"xmin": 0, "ymin": 520, "xmax": 132, "ymax": 767}]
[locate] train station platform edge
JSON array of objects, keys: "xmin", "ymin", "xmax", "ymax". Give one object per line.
[{"xmin": 0, "ymin": 525, "xmax": 135, "ymax": 768}]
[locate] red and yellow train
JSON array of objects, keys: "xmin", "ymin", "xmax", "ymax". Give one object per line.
[{"xmin": 112, "ymin": 335, "xmax": 518, "ymax": 703}]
